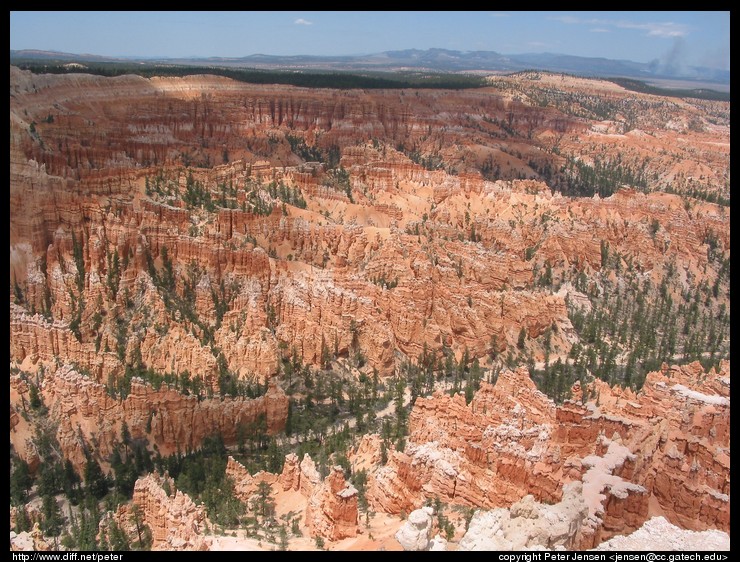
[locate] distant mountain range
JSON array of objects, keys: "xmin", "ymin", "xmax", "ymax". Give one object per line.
[{"xmin": 10, "ymin": 48, "xmax": 730, "ymax": 86}]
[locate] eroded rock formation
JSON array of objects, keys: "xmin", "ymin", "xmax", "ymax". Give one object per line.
[
  {"xmin": 9, "ymin": 523, "xmax": 52, "ymax": 551},
  {"xmin": 366, "ymin": 361, "xmax": 729, "ymax": 545},
  {"xmin": 305, "ymin": 466, "xmax": 359, "ymax": 541},
  {"xmin": 458, "ymin": 481, "xmax": 588, "ymax": 550},
  {"xmin": 8, "ymin": 364, "xmax": 287, "ymax": 473},
  {"xmin": 9, "ymin": 66, "xmax": 729, "ymax": 385},
  {"xmin": 8, "ymin": 66, "xmax": 730, "ymax": 551},
  {"xmin": 395, "ymin": 507, "xmax": 434, "ymax": 551},
  {"xmin": 226, "ymin": 454, "xmax": 359, "ymax": 541},
  {"xmin": 129, "ymin": 472, "xmax": 212, "ymax": 551}
]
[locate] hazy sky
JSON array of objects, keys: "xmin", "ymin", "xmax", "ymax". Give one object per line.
[{"xmin": 9, "ymin": 11, "xmax": 730, "ymax": 70}]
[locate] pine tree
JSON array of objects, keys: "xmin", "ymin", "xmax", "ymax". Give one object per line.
[
  {"xmin": 29, "ymin": 383, "xmax": 42, "ymax": 409},
  {"xmin": 321, "ymin": 336, "xmax": 331, "ymax": 370},
  {"xmin": 84, "ymin": 454, "xmax": 109, "ymax": 499},
  {"xmin": 41, "ymin": 493, "xmax": 64, "ymax": 538},
  {"xmin": 130, "ymin": 504, "xmax": 146, "ymax": 549},
  {"xmin": 255, "ymin": 481, "xmax": 275, "ymax": 520},
  {"xmin": 10, "ymin": 459, "xmax": 33, "ymax": 505},
  {"xmin": 517, "ymin": 326, "xmax": 527, "ymax": 350},
  {"xmin": 278, "ymin": 525, "xmax": 289, "ymax": 551},
  {"xmin": 14, "ymin": 505, "xmax": 31, "ymax": 533}
]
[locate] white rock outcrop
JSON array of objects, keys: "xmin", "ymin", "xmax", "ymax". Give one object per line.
[
  {"xmin": 395, "ymin": 506, "xmax": 434, "ymax": 551},
  {"xmin": 593, "ymin": 517, "xmax": 730, "ymax": 551},
  {"xmin": 429, "ymin": 534, "xmax": 448, "ymax": 551},
  {"xmin": 458, "ymin": 481, "xmax": 588, "ymax": 550}
]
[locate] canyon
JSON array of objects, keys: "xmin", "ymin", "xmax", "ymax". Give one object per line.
[{"xmin": 9, "ymin": 65, "xmax": 729, "ymax": 551}]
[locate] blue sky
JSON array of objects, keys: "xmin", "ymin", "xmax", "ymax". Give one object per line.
[{"xmin": 9, "ymin": 11, "xmax": 730, "ymax": 70}]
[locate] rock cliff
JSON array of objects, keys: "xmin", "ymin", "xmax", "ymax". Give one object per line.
[
  {"xmin": 305, "ymin": 466, "xmax": 359, "ymax": 540},
  {"xmin": 129, "ymin": 473, "xmax": 212, "ymax": 550},
  {"xmin": 367, "ymin": 361, "xmax": 729, "ymax": 545},
  {"xmin": 458, "ymin": 481, "xmax": 588, "ymax": 551},
  {"xmin": 9, "ymin": 364, "xmax": 287, "ymax": 473},
  {"xmin": 226, "ymin": 454, "xmax": 359, "ymax": 541},
  {"xmin": 10, "ymin": 67, "xmax": 728, "ymax": 385}
]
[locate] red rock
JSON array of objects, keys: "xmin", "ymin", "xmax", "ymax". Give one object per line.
[
  {"xmin": 130, "ymin": 473, "xmax": 212, "ymax": 550},
  {"xmin": 12, "ymin": 365, "xmax": 287, "ymax": 474},
  {"xmin": 305, "ymin": 466, "xmax": 359, "ymax": 541},
  {"xmin": 365, "ymin": 362, "xmax": 729, "ymax": 541}
]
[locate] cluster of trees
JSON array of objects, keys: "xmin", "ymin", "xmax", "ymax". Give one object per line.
[
  {"xmin": 241, "ymin": 178, "xmax": 310, "ymax": 216},
  {"xmin": 181, "ymin": 172, "xmax": 217, "ymax": 211},
  {"xmin": 172, "ymin": 171, "xmax": 241, "ymax": 212},
  {"xmin": 664, "ymin": 183, "xmax": 730, "ymax": 207},
  {"xmin": 145, "ymin": 172, "xmax": 182, "ymax": 200},
  {"xmin": 479, "ymin": 154, "xmax": 502, "ymax": 181},
  {"xmin": 13, "ymin": 386, "xmax": 288, "ymax": 548},
  {"xmin": 147, "ymin": 169, "xmax": 311, "ymax": 216},
  {"xmin": 241, "ymin": 183, "xmax": 273, "ymax": 215},
  {"xmin": 285, "ymin": 365, "xmax": 386, "ymax": 442},
  {"xmin": 528, "ymin": 242, "xmax": 729, "ymax": 401},
  {"xmin": 555, "ymin": 155, "xmax": 649, "ymax": 198},
  {"xmin": 322, "ymin": 166, "xmax": 353, "ymax": 201},
  {"xmin": 105, "ymin": 246, "xmax": 225, "ymax": 400},
  {"xmin": 607, "ymin": 77, "xmax": 730, "ymax": 102},
  {"xmin": 156, "ymin": 436, "xmax": 245, "ymax": 529},
  {"xmin": 264, "ymin": 179, "xmax": 307, "ymax": 209},
  {"xmin": 10, "ymin": 389, "xmax": 153, "ymax": 550},
  {"xmin": 401, "ymin": 344, "xmax": 485, "ymax": 405},
  {"xmin": 369, "ymin": 274, "xmax": 399, "ymax": 290},
  {"xmin": 286, "ymin": 134, "xmax": 342, "ymax": 170},
  {"xmin": 430, "ymin": 497, "xmax": 458, "ymax": 541},
  {"xmin": 15, "ymin": 61, "xmax": 489, "ymax": 90},
  {"xmin": 105, "ymin": 249, "xmax": 122, "ymax": 300},
  {"xmin": 108, "ymin": 364, "xmax": 208, "ymax": 400},
  {"xmin": 217, "ymin": 369, "xmax": 269, "ymax": 400},
  {"xmin": 37, "ymin": 252, "xmax": 54, "ymax": 320},
  {"xmin": 286, "ymin": 134, "xmax": 325, "ymax": 163},
  {"xmin": 152, "ymin": 434, "xmax": 299, "ymax": 546},
  {"xmin": 405, "ymin": 148, "xmax": 445, "ymax": 171},
  {"xmin": 524, "ymin": 85, "xmax": 635, "ymax": 123},
  {"xmin": 144, "ymin": 246, "xmax": 216, "ymax": 345},
  {"xmin": 67, "ymin": 231, "xmax": 86, "ymax": 341}
]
